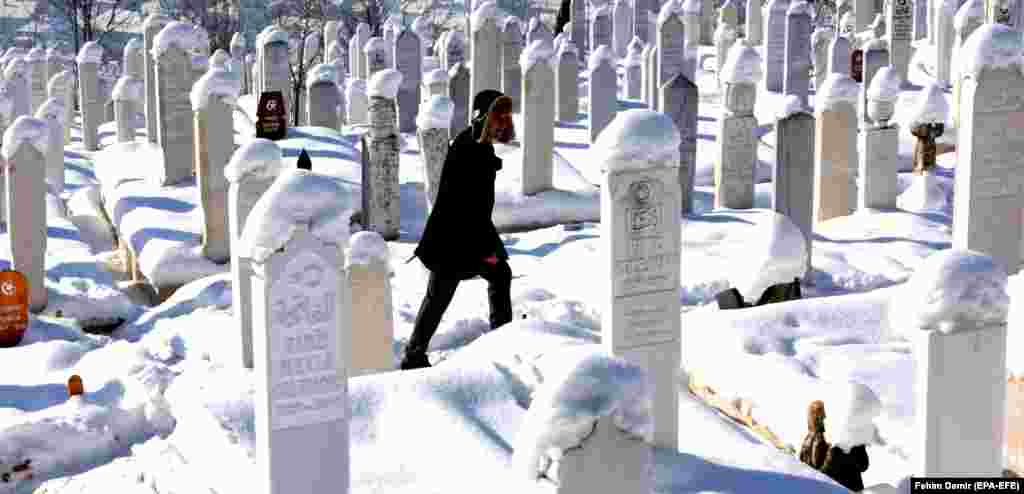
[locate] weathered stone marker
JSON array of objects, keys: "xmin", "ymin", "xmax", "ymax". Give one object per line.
[
  {"xmin": 417, "ymin": 95, "xmax": 453, "ymax": 216},
  {"xmin": 363, "ymin": 69, "xmax": 402, "ymax": 241},
  {"xmin": 46, "ymin": 70, "xmax": 74, "ymax": 145},
  {"xmin": 521, "ymin": 40, "xmax": 556, "ymax": 195},
  {"xmin": 502, "ymin": 17, "xmax": 524, "ymax": 113},
  {"xmin": 812, "ymin": 27, "xmax": 835, "ymax": 91},
  {"xmin": 395, "ymin": 31, "xmax": 422, "ymax": 133},
  {"xmin": 3, "ymin": 116, "xmax": 48, "ymax": 312},
  {"xmin": 773, "ymin": 96, "xmax": 816, "ymax": 283},
  {"xmin": 154, "ymin": 22, "xmax": 201, "ymax": 185},
  {"xmin": 26, "ymin": 48, "xmax": 46, "ymax": 116},
  {"xmin": 448, "ymin": 62, "xmax": 470, "ymax": 135},
  {"xmin": 113, "ymin": 73, "xmax": 144, "ymax": 143},
  {"xmin": 889, "ymin": 0, "xmax": 914, "ymax": 79},
  {"xmin": 346, "ymin": 79, "xmax": 368, "ymax": 125},
  {"xmin": 625, "ymin": 38, "xmax": 644, "ymax": 99},
  {"xmin": 859, "ymin": 67, "xmax": 901, "ymax": 211},
  {"xmin": 144, "ymin": 14, "xmax": 169, "ymax": 144},
  {"xmin": 346, "ymin": 231, "xmax": 394, "ymax": 376},
  {"xmin": 306, "ymin": 64, "xmax": 341, "ymax": 130},
  {"xmin": 75, "ymin": 42, "xmax": 103, "ymax": 151},
  {"xmin": 657, "ymin": 2, "xmax": 685, "ymax": 109},
  {"xmin": 716, "ymin": 42, "xmax": 761, "ymax": 209},
  {"xmin": 556, "ymin": 41, "xmax": 579, "ymax": 122},
  {"xmin": 764, "ymin": 0, "xmax": 791, "ymax": 91},
  {"xmin": 784, "ymin": 1, "xmax": 814, "ymax": 106},
  {"xmin": 193, "ymin": 66, "xmax": 242, "ymax": 263},
  {"xmin": 659, "ymin": 73, "xmax": 698, "ymax": 214},
  {"xmin": 589, "ymin": 46, "xmax": 618, "ymax": 143},
  {"xmin": 814, "ymin": 73, "xmax": 859, "ymax": 222},
  {"xmin": 596, "ymin": 109, "xmax": 682, "ymax": 450}
]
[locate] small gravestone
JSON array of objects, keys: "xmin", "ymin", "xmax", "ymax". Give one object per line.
[
  {"xmin": 346, "ymin": 80, "xmax": 368, "ymax": 125},
  {"xmin": 764, "ymin": 0, "xmax": 791, "ymax": 91},
  {"xmin": 860, "ymin": 39, "xmax": 890, "ymax": 124},
  {"xmin": 257, "ymin": 91, "xmax": 288, "ymax": 140},
  {"xmin": 812, "ymin": 28, "xmax": 835, "ymax": 91},
  {"xmin": 556, "ymin": 42, "xmax": 579, "ymax": 121},
  {"xmin": 589, "ymin": 47, "xmax": 618, "ymax": 142},
  {"xmin": 144, "ymin": 15, "xmax": 169, "ymax": 143},
  {"xmin": 3, "ymin": 117, "xmax": 48, "ymax": 313},
  {"xmin": 713, "ymin": 25, "xmax": 738, "ymax": 88},
  {"xmin": 448, "ymin": 62, "xmax": 470, "ymax": 135},
  {"xmin": 828, "ymin": 34, "xmax": 852, "ymax": 75},
  {"xmin": 784, "ymin": 1, "xmax": 813, "ymax": 107},
  {"xmin": 521, "ymin": 43, "xmax": 555, "ymax": 195},
  {"xmin": 773, "ymin": 98, "xmax": 815, "ymax": 283},
  {"xmin": 613, "ymin": 0, "xmax": 634, "ymax": 58},
  {"xmin": 859, "ymin": 68, "xmax": 901, "ymax": 211},
  {"xmin": 306, "ymin": 66, "xmax": 340, "ymax": 130},
  {"xmin": 76, "ymin": 43, "xmax": 103, "ymax": 150},
  {"xmin": 659, "ymin": 74, "xmax": 698, "ymax": 214},
  {"xmin": 113, "ymin": 75, "xmax": 143, "ymax": 143},
  {"xmin": 0, "ymin": 270, "xmax": 29, "ymax": 347}
]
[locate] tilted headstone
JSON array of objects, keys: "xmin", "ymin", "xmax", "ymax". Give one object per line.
[
  {"xmin": 954, "ymin": 24, "xmax": 1024, "ymax": 273},
  {"xmin": 25, "ymin": 48, "xmax": 46, "ymax": 115},
  {"xmin": 346, "ymin": 79, "xmax": 368, "ymax": 125},
  {"xmin": 502, "ymin": 17, "xmax": 524, "ymax": 113},
  {"xmin": 394, "ymin": 31, "xmax": 422, "ymax": 133},
  {"xmin": 34, "ymin": 98, "xmax": 64, "ymax": 195},
  {"xmin": 659, "ymin": 73, "xmax": 698, "ymax": 214},
  {"xmin": 416, "ymin": 96, "xmax": 452, "ymax": 215},
  {"xmin": 859, "ymin": 67, "xmax": 901, "ymax": 211},
  {"xmin": 784, "ymin": 2, "xmax": 813, "ymax": 107},
  {"xmin": 889, "ymin": 0, "xmax": 914, "ymax": 79},
  {"xmin": 471, "ymin": 3, "xmax": 502, "ymax": 108},
  {"xmin": 521, "ymin": 43, "xmax": 555, "ymax": 195},
  {"xmin": 75, "ymin": 43, "xmax": 103, "ymax": 151},
  {"xmin": 363, "ymin": 69, "xmax": 402, "ymax": 240},
  {"xmin": 144, "ymin": 15, "xmax": 169, "ymax": 143},
  {"xmin": 747, "ymin": 0, "xmax": 765, "ymax": 44},
  {"xmin": 346, "ymin": 231, "xmax": 394, "ymax": 376},
  {"xmin": 614, "ymin": 0, "xmax": 635, "ymax": 58},
  {"xmin": 154, "ymin": 23, "xmax": 200, "ymax": 185},
  {"xmin": 194, "ymin": 67, "xmax": 242, "ymax": 263},
  {"xmin": 113, "ymin": 74, "xmax": 143, "ymax": 143},
  {"xmin": 448, "ymin": 62, "xmax": 470, "ymax": 135},
  {"xmin": 307, "ymin": 65, "xmax": 341, "ymax": 130},
  {"xmin": 716, "ymin": 43, "xmax": 761, "ymax": 209},
  {"xmin": 589, "ymin": 47, "xmax": 618, "ymax": 142},
  {"xmin": 813, "ymin": 74, "xmax": 859, "ymax": 222},
  {"xmin": 625, "ymin": 38, "xmax": 644, "ymax": 99},
  {"xmin": 657, "ymin": 3, "xmax": 686, "ymax": 109},
  {"xmin": 812, "ymin": 28, "xmax": 835, "ymax": 90},
  {"xmin": 828, "ymin": 34, "xmax": 852, "ymax": 75},
  {"xmin": 556, "ymin": 42, "xmax": 580, "ymax": 121},
  {"xmin": 591, "ymin": 5, "xmax": 615, "ymax": 53},
  {"xmin": 46, "ymin": 70, "xmax": 74, "ymax": 145},
  {"xmin": 596, "ymin": 109, "xmax": 682, "ymax": 449},
  {"xmin": 764, "ymin": 0, "xmax": 791, "ymax": 91},
  {"xmin": 2, "ymin": 117, "xmax": 48, "ymax": 312},
  {"xmin": 773, "ymin": 99, "xmax": 816, "ymax": 283},
  {"xmin": 242, "ymin": 192, "xmax": 351, "ymax": 494}
]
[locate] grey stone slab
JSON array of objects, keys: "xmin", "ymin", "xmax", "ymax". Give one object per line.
[
  {"xmin": 448, "ymin": 63, "xmax": 470, "ymax": 135},
  {"xmin": 396, "ymin": 31, "xmax": 422, "ymax": 133},
  {"xmin": 523, "ymin": 61, "xmax": 555, "ymax": 194},
  {"xmin": 659, "ymin": 73, "xmax": 698, "ymax": 213},
  {"xmin": 155, "ymin": 47, "xmax": 195, "ymax": 185},
  {"xmin": 784, "ymin": 7, "xmax": 813, "ymax": 106},
  {"xmin": 773, "ymin": 111, "xmax": 815, "ymax": 282},
  {"xmin": 589, "ymin": 61, "xmax": 617, "ymax": 142},
  {"xmin": 765, "ymin": 0, "xmax": 791, "ymax": 91},
  {"xmin": 5, "ymin": 138, "xmax": 47, "ymax": 311}
]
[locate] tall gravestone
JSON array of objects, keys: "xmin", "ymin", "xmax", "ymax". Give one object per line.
[
  {"xmin": 261, "ymin": 30, "xmax": 292, "ymax": 123},
  {"xmin": 556, "ymin": 42, "xmax": 579, "ymax": 121},
  {"xmin": 363, "ymin": 70, "xmax": 402, "ymax": 241},
  {"xmin": 954, "ymin": 24, "xmax": 1024, "ymax": 273},
  {"xmin": 716, "ymin": 43, "xmax": 761, "ymax": 209},
  {"xmin": 889, "ymin": 0, "xmax": 914, "ymax": 79},
  {"xmin": 773, "ymin": 100, "xmax": 816, "ymax": 283},
  {"xmin": 154, "ymin": 22, "xmax": 199, "ymax": 185},
  {"xmin": 857, "ymin": 0, "xmax": 876, "ymax": 29},
  {"xmin": 395, "ymin": 31, "xmax": 422, "ymax": 133},
  {"xmin": 681, "ymin": 0, "xmax": 702, "ymax": 81},
  {"xmin": 346, "ymin": 231, "xmax": 394, "ymax": 376},
  {"xmin": 412, "ymin": 17, "xmax": 434, "ymax": 58},
  {"xmin": 572, "ymin": 0, "xmax": 588, "ymax": 53},
  {"xmin": 347, "ymin": 79, "xmax": 368, "ymax": 125},
  {"xmin": 231, "ymin": 33, "xmax": 248, "ymax": 95},
  {"xmin": 764, "ymin": 0, "xmax": 791, "ymax": 91},
  {"xmin": 244, "ymin": 203, "xmax": 351, "ymax": 494},
  {"xmin": 3, "ymin": 60, "xmax": 29, "ymax": 124},
  {"xmin": 644, "ymin": 45, "xmax": 659, "ymax": 109},
  {"xmin": 591, "ymin": 5, "xmax": 615, "ymax": 52},
  {"xmin": 521, "ymin": 44, "xmax": 555, "ymax": 195},
  {"xmin": 813, "ymin": 28, "xmax": 835, "ymax": 90},
  {"xmin": 915, "ymin": 0, "xmax": 929, "ymax": 39},
  {"xmin": 934, "ymin": 0, "xmax": 957, "ymax": 86},
  {"xmin": 625, "ymin": 38, "xmax": 644, "ymax": 99},
  {"xmin": 444, "ymin": 30, "xmax": 466, "ymax": 72},
  {"xmin": 417, "ymin": 96, "xmax": 453, "ymax": 216},
  {"xmin": 3, "ymin": 117, "xmax": 48, "ymax": 312},
  {"xmin": 471, "ymin": 3, "xmax": 502, "ymax": 107},
  {"xmin": 659, "ymin": 74, "xmax": 698, "ymax": 214},
  {"xmin": 194, "ymin": 68, "xmax": 242, "ymax": 263},
  {"xmin": 502, "ymin": 17, "xmax": 524, "ymax": 113},
  {"xmin": 701, "ymin": 0, "xmax": 715, "ymax": 43},
  {"xmin": 828, "ymin": 35, "xmax": 852, "ymax": 76},
  {"xmin": 144, "ymin": 15, "xmax": 168, "ymax": 144},
  {"xmin": 589, "ymin": 47, "xmax": 618, "ymax": 142},
  {"xmin": 859, "ymin": 68, "xmax": 901, "ymax": 211},
  {"xmin": 323, "ymin": 21, "xmax": 339, "ymax": 58},
  {"xmin": 814, "ymin": 74, "xmax": 859, "ymax": 222},
  {"xmin": 614, "ymin": 0, "xmax": 635, "ymax": 58},
  {"xmin": 860, "ymin": 39, "xmax": 890, "ymax": 124},
  {"xmin": 632, "ymin": 0, "xmax": 648, "ymax": 42},
  {"xmin": 46, "ymin": 70, "xmax": 74, "ymax": 145},
  {"xmin": 747, "ymin": 0, "xmax": 765, "ymax": 44},
  {"xmin": 597, "ymin": 109, "xmax": 682, "ymax": 450},
  {"xmin": 364, "ymin": 37, "xmax": 389, "ymax": 80},
  {"xmin": 35, "ymin": 98, "xmax": 64, "ymax": 195},
  {"xmin": 26, "ymin": 48, "xmax": 46, "ymax": 115},
  {"xmin": 113, "ymin": 74, "xmax": 143, "ymax": 143},
  {"xmin": 448, "ymin": 62, "xmax": 470, "ymax": 135},
  {"xmin": 307, "ymin": 66, "xmax": 341, "ymax": 130},
  {"xmin": 657, "ymin": 4, "xmax": 685, "ymax": 112},
  {"xmin": 952, "ymin": 0, "xmax": 985, "ymax": 127},
  {"xmin": 714, "ymin": 25, "xmax": 738, "ymax": 88},
  {"xmin": 44, "ymin": 48, "xmax": 64, "ymax": 94},
  {"xmin": 76, "ymin": 43, "xmax": 103, "ymax": 151},
  {"xmin": 354, "ymin": 23, "xmax": 371, "ymax": 79},
  {"xmin": 784, "ymin": 1, "xmax": 813, "ymax": 106}
]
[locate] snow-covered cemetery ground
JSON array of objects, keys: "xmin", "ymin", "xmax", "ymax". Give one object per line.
[{"xmin": 0, "ymin": 1, "xmax": 1022, "ymax": 492}]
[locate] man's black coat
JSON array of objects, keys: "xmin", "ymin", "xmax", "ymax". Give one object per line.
[{"xmin": 412, "ymin": 126, "xmax": 509, "ymax": 280}]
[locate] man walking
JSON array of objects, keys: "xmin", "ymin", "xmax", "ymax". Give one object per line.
[{"xmin": 401, "ymin": 89, "xmax": 516, "ymax": 370}]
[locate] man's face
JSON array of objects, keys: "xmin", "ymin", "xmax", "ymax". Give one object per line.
[{"xmin": 489, "ymin": 110, "xmax": 515, "ymax": 144}]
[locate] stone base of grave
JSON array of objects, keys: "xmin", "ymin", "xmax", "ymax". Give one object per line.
[{"xmin": 686, "ymin": 369, "xmax": 796, "ymax": 455}]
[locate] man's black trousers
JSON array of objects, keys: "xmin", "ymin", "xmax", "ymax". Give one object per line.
[{"xmin": 405, "ymin": 260, "xmax": 513, "ymax": 358}]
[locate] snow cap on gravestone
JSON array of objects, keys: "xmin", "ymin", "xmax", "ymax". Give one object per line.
[
  {"xmin": 347, "ymin": 230, "xmax": 391, "ymax": 270},
  {"xmin": 472, "ymin": 1, "xmax": 500, "ymax": 32},
  {"xmin": 625, "ymin": 37, "xmax": 644, "ymax": 67},
  {"xmin": 787, "ymin": 0, "xmax": 813, "ymax": 16},
  {"xmin": 658, "ymin": 0, "xmax": 683, "ymax": 26},
  {"xmin": 307, "ymin": 63, "xmax": 338, "ymax": 88},
  {"xmin": 190, "ymin": 67, "xmax": 242, "ymax": 111},
  {"xmin": 958, "ymin": 23, "xmax": 1024, "ymax": 79},
  {"xmin": 209, "ymin": 49, "xmax": 230, "ymax": 70},
  {"xmin": 721, "ymin": 39, "xmax": 763, "ymax": 84},
  {"xmin": 346, "ymin": 78, "xmax": 367, "ymax": 102},
  {"xmin": 367, "ymin": 68, "xmax": 403, "ymax": 99},
  {"xmin": 24, "ymin": 47, "xmax": 44, "ymax": 63},
  {"xmin": 239, "ymin": 168, "xmax": 357, "ymax": 263},
  {"xmin": 3, "ymin": 58, "xmax": 26, "ymax": 79},
  {"xmin": 1, "ymin": 116, "xmax": 48, "ymax": 159},
  {"xmin": 776, "ymin": 94, "xmax": 810, "ymax": 120},
  {"xmin": 152, "ymin": 22, "xmax": 202, "ymax": 58},
  {"xmin": 35, "ymin": 97, "xmax": 64, "ymax": 122},
  {"xmin": 224, "ymin": 138, "xmax": 284, "ymax": 184},
  {"xmin": 231, "ymin": 33, "xmax": 245, "ymax": 52},
  {"xmin": 588, "ymin": 45, "xmax": 616, "ymax": 71},
  {"xmin": 417, "ymin": 95, "xmax": 454, "ymax": 130},
  {"xmin": 592, "ymin": 109, "xmax": 681, "ymax": 171},
  {"xmin": 520, "ymin": 38, "xmax": 556, "ymax": 73},
  {"xmin": 112, "ymin": 76, "xmax": 144, "ymax": 103},
  {"xmin": 47, "ymin": 69, "xmax": 72, "ymax": 96},
  {"xmin": 816, "ymin": 73, "xmax": 859, "ymax": 112},
  {"xmin": 76, "ymin": 41, "xmax": 103, "ymax": 65},
  {"xmin": 425, "ymin": 68, "xmax": 448, "ymax": 85},
  {"xmin": 906, "ymin": 82, "xmax": 949, "ymax": 126},
  {"xmin": 866, "ymin": 67, "xmax": 902, "ymax": 102}
]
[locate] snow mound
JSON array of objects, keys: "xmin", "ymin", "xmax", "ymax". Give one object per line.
[
  {"xmin": 416, "ymin": 95, "xmax": 454, "ymax": 130},
  {"xmin": 959, "ymin": 23, "xmax": 1024, "ymax": 79},
  {"xmin": 239, "ymin": 169, "xmax": 358, "ymax": 263},
  {"xmin": 588, "ymin": 44, "xmax": 616, "ymax": 71},
  {"xmin": 816, "ymin": 73, "xmax": 859, "ymax": 111},
  {"xmin": 953, "ymin": 0, "xmax": 984, "ymax": 30},
  {"xmin": 787, "ymin": 0, "xmax": 813, "ymax": 16},
  {"xmin": 721, "ymin": 41, "xmax": 762, "ymax": 84},
  {"xmin": 367, "ymin": 69, "xmax": 403, "ymax": 99},
  {"xmin": 224, "ymin": 138, "xmax": 284, "ymax": 184},
  {"xmin": 509, "ymin": 346, "xmax": 652, "ymax": 480},
  {"xmin": 866, "ymin": 67, "xmax": 902, "ymax": 101},
  {"xmin": 190, "ymin": 68, "xmax": 242, "ymax": 111},
  {"xmin": 2, "ymin": 116, "xmax": 48, "ymax": 159},
  {"xmin": 658, "ymin": 0, "xmax": 682, "ymax": 25},
  {"xmin": 897, "ymin": 172, "xmax": 946, "ymax": 212},
  {"xmin": 112, "ymin": 76, "xmax": 144, "ymax": 103},
  {"xmin": 209, "ymin": 49, "xmax": 230, "ymax": 69},
  {"xmin": 35, "ymin": 97, "xmax": 64, "ymax": 121},
  {"xmin": 76, "ymin": 41, "xmax": 103, "ymax": 65},
  {"xmin": 906, "ymin": 82, "xmax": 949, "ymax": 125},
  {"xmin": 777, "ymin": 94, "xmax": 810, "ymax": 119},
  {"xmin": 592, "ymin": 109, "xmax": 681, "ymax": 172},
  {"xmin": 823, "ymin": 381, "xmax": 881, "ymax": 453},
  {"xmin": 363, "ymin": 37, "xmax": 388, "ymax": 54},
  {"xmin": 521, "ymin": 38, "xmax": 555, "ymax": 74},
  {"xmin": 346, "ymin": 230, "xmax": 390, "ymax": 267},
  {"xmin": 424, "ymin": 68, "xmax": 447, "ymax": 85},
  {"xmin": 471, "ymin": 0, "xmax": 500, "ymax": 32},
  {"xmin": 890, "ymin": 249, "xmax": 1010, "ymax": 333},
  {"xmin": 727, "ymin": 211, "xmax": 808, "ymax": 300},
  {"xmin": 152, "ymin": 22, "xmax": 200, "ymax": 58},
  {"xmin": 25, "ymin": 47, "xmax": 44, "ymax": 62}
]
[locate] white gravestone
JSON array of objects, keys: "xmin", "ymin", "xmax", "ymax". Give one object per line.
[
  {"xmin": 231, "ymin": 33, "xmax": 248, "ymax": 94},
  {"xmin": 502, "ymin": 17, "xmax": 524, "ymax": 113},
  {"xmin": 857, "ymin": 0, "xmax": 876, "ymax": 29},
  {"xmin": 448, "ymin": 62, "xmax": 471, "ymax": 134},
  {"xmin": 556, "ymin": 42, "xmax": 580, "ymax": 122},
  {"xmin": 75, "ymin": 43, "xmax": 103, "ymax": 151},
  {"xmin": 716, "ymin": 43, "xmax": 761, "ymax": 210},
  {"xmin": 591, "ymin": 5, "xmax": 615, "ymax": 54},
  {"xmin": 3, "ymin": 117, "xmax": 48, "ymax": 312},
  {"xmin": 589, "ymin": 47, "xmax": 618, "ymax": 143},
  {"xmin": 395, "ymin": 31, "xmax": 422, "ymax": 133},
  {"xmin": 645, "ymin": 45, "xmax": 659, "ymax": 109},
  {"xmin": 625, "ymin": 38, "xmax": 644, "ymax": 99},
  {"xmin": 934, "ymin": 0, "xmax": 957, "ymax": 86},
  {"xmin": 307, "ymin": 67, "xmax": 341, "ymax": 130},
  {"xmin": 346, "ymin": 79, "xmax": 368, "ymax": 126},
  {"xmin": 154, "ymin": 24, "xmax": 200, "ymax": 186},
  {"xmin": 471, "ymin": 2, "xmax": 502, "ymax": 103},
  {"xmin": 773, "ymin": 101, "xmax": 816, "ymax": 283},
  {"xmin": 34, "ymin": 98, "xmax": 65, "ymax": 195},
  {"xmin": 812, "ymin": 28, "xmax": 835, "ymax": 91},
  {"xmin": 764, "ymin": 0, "xmax": 791, "ymax": 91},
  {"xmin": 26, "ymin": 48, "xmax": 46, "ymax": 115},
  {"xmin": 417, "ymin": 96, "xmax": 453, "ymax": 216},
  {"xmin": 521, "ymin": 43, "xmax": 556, "ymax": 195},
  {"xmin": 714, "ymin": 24, "xmax": 739, "ymax": 88},
  {"xmin": 747, "ymin": 0, "xmax": 765, "ymax": 45},
  {"xmin": 597, "ymin": 109, "xmax": 682, "ymax": 450},
  {"xmin": 144, "ymin": 15, "xmax": 169, "ymax": 144},
  {"xmin": 784, "ymin": 2, "xmax": 813, "ymax": 107},
  {"xmin": 659, "ymin": 73, "xmax": 698, "ymax": 214},
  {"xmin": 828, "ymin": 34, "xmax": 852, "ymax": 75},
  {"xmin": 47, "ymin": 70, "xmax": 74, "ymax": 145},
  {"xmin": 364, "ymin": 37, "xmax": 389, "ymax": 79},
  {"xmin": 113, "ymin": 75, "xmax": 144, "ymax": 143},
  {"xmin": 363, "ymin": 70, "xmax": 402, "ymax": 241},
  {"xmin": 262, "ymin": 33, "xmax": 293, "ymax": 122},
  {"xmin": 614, "ymin": 0, "xmax": 635, "ymax": 58},
  {"xmin": 681, "ymin": 0, "xmax": 702, "ymax": 83},
  {"xmin": 859, "ymin": 67, "xmax": 901, "ymax": 211},
  {"xmin": 814, "ymin": 73, "xmax": 859, "ymax": 222},
  {"xmin": 194, "ymin": 67, "xmax": 242, "ymax": 263},
  {"xmin": 657, "ymin": 4, "xmax": 686, "ymax": 111},
  {"xmin": 889, "ymin": 0, "xmax": 914, "ymax": 79}
]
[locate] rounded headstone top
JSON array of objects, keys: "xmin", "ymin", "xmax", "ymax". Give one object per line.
[
  {"xmin": 224, "ymin": 138, "xmax": 283, "ymax": 184},
  {"xmin": 863, "ymin": 37, "xmax": 888, "ymax": 52},
  {"xmin": 112, "ymin": 76, "xmax": 144, "ymax": 103},
  {"xmin": 3, "ymin": 58, "xmax": 25, "ymax": 79},
  {"xmin": 356, "ymin": 22, "xmax": 371, "ymax": 35},
  {"xmin": 682, "ymin": 0, "xmax": 702, "ymax": 15},
  {"xmin": 520, "ymin": 38, "xmax": 555, "ymax": 74},
  {"xmin": 720, "ymin": 40, "xmax": 762, "ymax": 84},
  {"xmin": 230, "ymin": 32, "xmax": 245, "ymax": 49},
  {"xmin": 906, "ymin": 81, "xmax": 949, "ymax": 125},
  {"xmin": 625, "ymin": 38, "xmax": 644, "ymax": 66},
  {"xmin": 411, "ymin": 16, "xmax": 430, "ymax": 33},
  {"xmin": 35, "ymin": 96, "xmax": 64, "ymax": 123},
  {"xmin": 959, "ymin": 22, "xmax": 1024, "ymax": 79},
  {"xmin": 502, "ymin": 15, "xmax": 522, "ymax": 33},
  {"xmin": 209, "ymin": 49, "xmax": 230, "ymax": 69},
  {"xmin": 125, "ymin": 37, "xmax": 143, "ymax": 53},
  {"xmin": 2, "ymin": 116, "xmax": 47, "ymax": 160},
  {"xmin": 76, "ymin": 41, "xmax": 104, "ymax": 65},
  {"xmin": 890, "ymin": 249, "xmax": 1009, "ymax": 333},
  {"xmin": 816, "ymin": 73, "xmax": 859, "ymax": 112},
  {"xmin": 471, "ymin": 0, "xmax": 500, "ymax": 32},
  {"xmin": 657, "ymin": 0, "xmax": 683, "ymax": 26},
  {"xmin": 363, "ymin": 36, "xmax": 388, "ymax": 54},
  {"xmin": 306, "ymin": 63, "xmax": 337, "ymax": 88},
  {"xmin": 424, "ymin": 67, "xmax": 448, "ymax": 84},
  {"xmin": 367, "ymin": 68, "xmax": 403, "ymax": 99},
  {"xmin": 190, "ymin": 67, "xmax": 241, "ymax": 111},
  {"xmin": 46, "ymin": 69, "xmax": 72, "ymax": 94},
  {"xmin": 152, "ymin": 22, "xmax": 201, "ymax": 58},
  {"xmin": 776, "ymin": 94, "xmax": 810, "ymax": 119},
  {"xmin": 592, "ymin": 3, "xmax": 613, "ymax": 17},
  {"xmin": 347, "ymin": 230, "xmax": 390, "ymax": 268},
  {"xmin": 24, "ymin": 47, "xmax": 44, "ymax": 62},
  {"xmin": 594, "ymin": 109, "xmax": 681, "ymax": 172},
  {"xmin": 768, "ymin": 0, "xmax": 790, "ymax": 11},
  {"xmin": 263, "ymin": 28, "xmax": 290, "ymax": 46},
  {"xmin": 867, "ymin": 67, "xmax": 902, "ymax": 102},
  {"xmin": 45, "ymin": 46, "xmax": 61, "ymax": 57},
  {"xmin": 417, "ymin": 94, "xmax": 454, "ymax": 130},
  {"xmin": 588, "ymin": 44, "xmax": 616, "ymax": 71},
  {"xmin": 953, "ymin": 0, "xmax": 985, "ymax": 30},
  {"xmin": 787, "ymin": 0, "xmax": 813, "ymax": 16}
]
